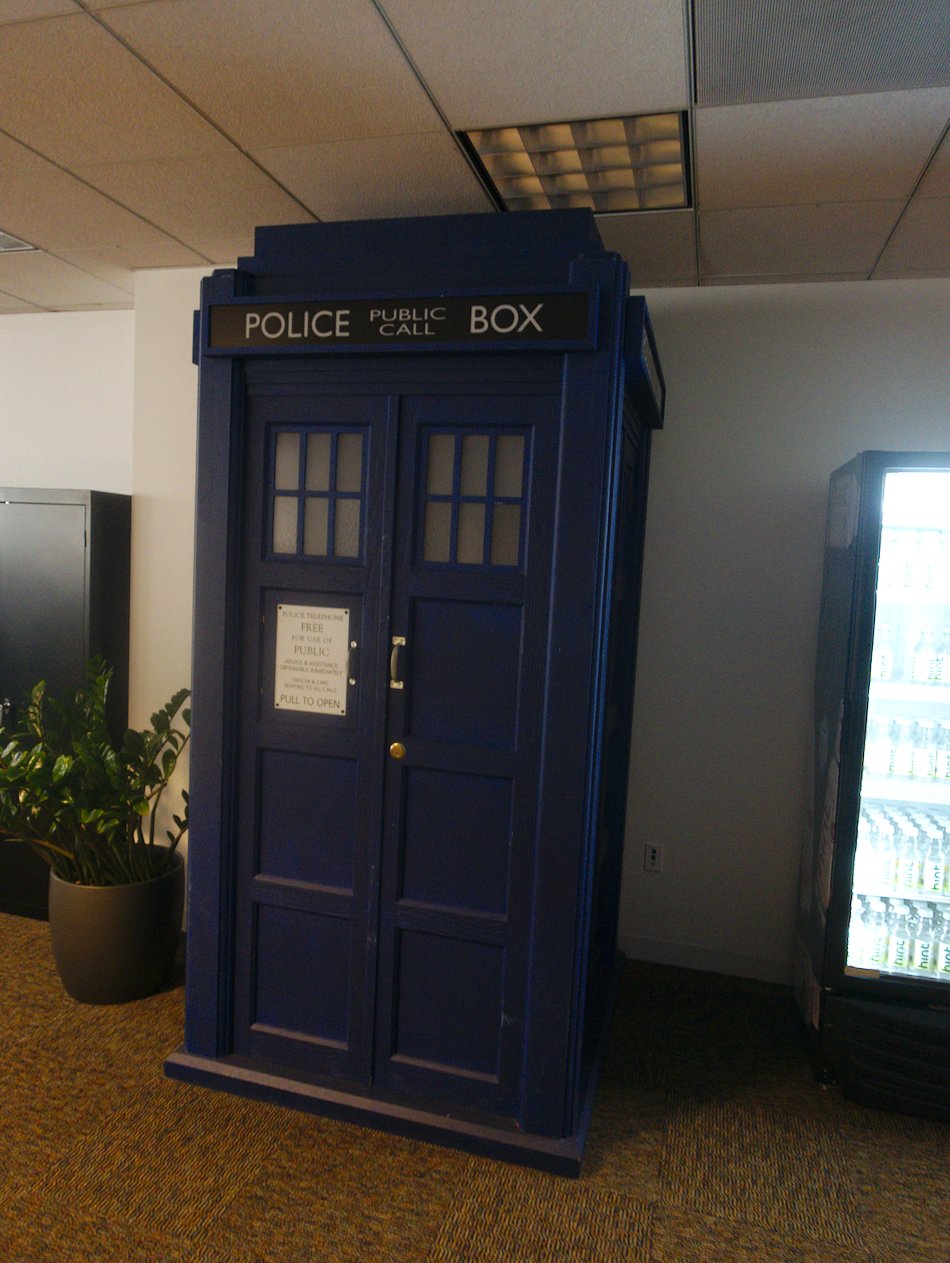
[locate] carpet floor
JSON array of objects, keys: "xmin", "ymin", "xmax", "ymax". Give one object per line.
[{"xmin": 1, "ymin": 912, "xmax": 948, "ymax": 1262}]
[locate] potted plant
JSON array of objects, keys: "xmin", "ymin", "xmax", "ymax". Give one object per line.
[{"xmin": 0, "ymin": 657, "xmax": 190, "ymax": 1003}]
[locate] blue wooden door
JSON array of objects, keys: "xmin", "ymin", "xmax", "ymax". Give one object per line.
[
  {"xmin": 373, "ymin": 390, "xmax": 558, "ymax": 1114},
  {"xmin": 232, "ymin": 386, "xmax": 393, "ymax": 1084},
  {"xmin": 233, "ymin": 371, "xmax": 558, "ymax": 1116}
]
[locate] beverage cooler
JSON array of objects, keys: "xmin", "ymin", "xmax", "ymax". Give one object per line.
[{"xmin": 797, "ymin": 450, "xmax": 950, "ymax": 1121}]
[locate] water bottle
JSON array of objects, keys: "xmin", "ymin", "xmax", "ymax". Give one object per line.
[
  {"xmin": 911, "ymin": 629, "xmax": 936, "ymax": 683},
  {"xmin": 890, "ymin": 718, "xmax": 914, "ymax": 778},
  {"xmin": 863, "ymin": 716, "xmax": 891, "ymax": 777},
  {"xmin": 866, "ymin": 814, "xmax": 896, "ymax": 891},
  {"xmin": 866, "ymin": 900, "xmax": 890, "ymax": 969},
  {"xmin": 920, "ymin": 830, "xmax": 946, "ymax": 897},
  {"xmin": 935, "ymin": 911, "xmax": 950, "ymax": 979},
  {"xmin": 911, "ymin": 906, "xmax": 935, "ymax": 976},
  {"xmin": 877, "ymin": 528, "xmax": 898, "ymax": 589},
  {"xmin": 847, "ymin": 897, "xmax": 868, "ymax": 966},
  {"xmin": 889, "ymin": 903, "xmax": 913, "ymax": 972},
  {"xmin": 933, "ymin": 629, "xmax": 949, "ymax": 685},
  {"xmin": 938, "ymin": 722, "xmax": 950, "ymax": 783},
  {"xmin": 911, "ymin": 721, "xmax": 938, "ymax": 780},
  {"xmin": 870, "ymin": 625, "xmax": 894, "ymax": 681},
  {"xmin": 897, "ymin": 819, "xmax": 922, "ymax": 892}
]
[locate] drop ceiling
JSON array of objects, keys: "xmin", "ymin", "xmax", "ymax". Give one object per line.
[{"xmin": 0, "ymin": 0, "xmax": 947, "ymax": 312}]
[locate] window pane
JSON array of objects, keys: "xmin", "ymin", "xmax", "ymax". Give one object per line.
[
  {"xmin": 460, "ymin": 434, "xmax": 489, "ymax": 496},
  {"xmin": 457, "ymin": 502, "xmax": 486, "ymax": 565},
  {"xmin": 274, "ymin": 433, "xmax": 300, "ymax": 491},
  {"xmin": 336, "ymin": 433, "xmax": 363, "ymax": 494},
  {"xmin": 426, "ymin": 434, "xmax": 455, "ymax": 495},
  {"xmin": 490, "ymin": 504, "xmax": 521, "ymax": 566},
  {"xmin": 494, "ymin": 435, "xmax": 525, "ymax": 498},
  {"xmin": 334, "ymin": 499, "xmax": 361, "ymax": 557},
  {"xmin": 273, "ymin": 496, "xmax": 298, "ymax": 553},
  {"xmin": 303, "ymin": 498, "xmax": 329, "ymax": 555},
  {"xmin": 424, "ymin": 501, "xmax": 452, "ymax": 563},
  {"xmin": 305, "ymin": 432, "xmax": 331, "ymax": 491}
]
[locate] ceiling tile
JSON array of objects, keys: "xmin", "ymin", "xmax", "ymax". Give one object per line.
[
  {"xmin": 99, "ymin": 0, "xmax": 442, "ymax": 150},
  {"xmin": 873, "ymin": 197, "xmax": 950, "ymax": 276},
  {"xmin": 0, "ymin": 251, "xmax": 133, "ymax": 308},
  {"xmin": 0, "ymin": 131, "xmax": 49, "ymax": 174},
  {"xmin": 0, "ymin": 1, "xmax": 79, "ymax": 22},
  {"xmin": 0, "ymin": 12, "xmax": 234, "ymax": 166},
  {"xmin": 594, "ymin": 210, "xmax": 698, "ymax": 286},
  {"xmin": 695, "ymin": 0, "xmax": 950, "ymax": 105},
  {"xmin": 75, "ymin": 151, "xmax": 314, "ymax": 259},
  {"xmin": 383, "ymin": 0, "xmax": 689, "ymax": 128},
  {"xmin": 0, "ymin": 290, "xmax": 43, "ymax": 313},
  {"xmin": 0, "ymin": 162, "xmax": 194, "ymax": 251},
  {"xmin": 56, "ymin": 243, "xmax": 207, "ymax": 289},
  {"xmin": 253, "ymin": 131, "xmax": 493, "ymax": 222},
  {"xmin": 917, "ymin": 128, "xmax": 950, "ymax": 198},
  {"xmin": 699, "ymin": 202, "xmax": 902, "ymax": 278},
  {"xmin": 696, "ymin": 89, "xmax": 950, "ymax": 210}
]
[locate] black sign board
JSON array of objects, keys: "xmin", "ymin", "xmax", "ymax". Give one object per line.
[{"xmin": 207, "ymin": 291, "xmax": 591, "ymax": 353}]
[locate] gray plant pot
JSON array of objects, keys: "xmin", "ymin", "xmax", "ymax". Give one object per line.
[{"xmin": 48, "ymin": 851, "xmax": 185, "ymax": 1004}]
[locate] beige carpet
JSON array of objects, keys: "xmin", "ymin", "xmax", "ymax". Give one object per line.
[{"xmin": 2, "ymin": 912, "xmax": 948, "ymax": 1262}]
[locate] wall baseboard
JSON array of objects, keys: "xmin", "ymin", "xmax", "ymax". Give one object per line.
[{"xmin": 618, "ymin": 934, "xmax": 794, "ymax": 986}]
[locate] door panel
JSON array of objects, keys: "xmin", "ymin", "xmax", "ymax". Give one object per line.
[{"xmin": 406, "ymin": 598, "xmax": 522, "ymax": 748}]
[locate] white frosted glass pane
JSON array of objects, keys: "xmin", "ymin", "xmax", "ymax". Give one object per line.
[
  {"xmin": 272, "ymin": 496, "xmax": 298, "ymax": 553},
  {"xmin": 490, "ymin": 504, "xmax": 521, "ymax": 567},
  {"xmin": 460, "ymin": 435, "xmax": 489, "ymax": 497},
  {"xmin": 424, "ymin": 501, "xmax": 452, "ymax": 563},
  {"xmin": 457, "ymin": 502, "xmax": 486, "ymax": 565},
  {"xmin": 334, "ymin": 499, "xmax": 361, "ymax": 557},
  {"xmin": 305, "ymin": 432, "xmax": 331, "ymax": 491},
  {"xmin": 274, "ymin": 433, "xmax": 300, "ymax": 490},
  {"xmin": 494, "ymin": 435, "xmax": 524, "ymax": 498},
  {"xmin": 303, "ymin": 498, "xmax": 329, "ymax": 555},
  {"xmin": 336, "ymin": 433, "xmax": 363, "ymax": 493},
  {"xmin": 427, "ymin": 434, "xmax": 455, "ymax": 495}
]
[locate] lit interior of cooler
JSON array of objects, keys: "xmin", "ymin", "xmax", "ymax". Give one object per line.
[{"xmin": 847, "ymin": 471, "xmax": 950, "ymax": 977}]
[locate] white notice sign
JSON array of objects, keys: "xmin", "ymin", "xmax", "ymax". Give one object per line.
[{"xmin": 274, "ymin": 604, "xmax": 350, "ymax": 715}]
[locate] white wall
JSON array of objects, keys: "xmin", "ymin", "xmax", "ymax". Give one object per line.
[
  {"xmin": 620, "ymin": 279, "xmax": 950, "ymax": 982},
  {"xmin": 129, "ymin": 268, "xmax": 211, "ymax": 860},
  {"xmin": 0, "ymin": 310, "xmax": 133, "ymax": 492}
]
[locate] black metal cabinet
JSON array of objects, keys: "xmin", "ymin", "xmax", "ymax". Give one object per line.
[{"xmin": 0, "ymin": 488, "xmax": 130, "ymax": 918}]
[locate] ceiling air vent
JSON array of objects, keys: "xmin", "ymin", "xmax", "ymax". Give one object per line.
[{"xmin": 461, "ymin": 113, "xmax": 690, "ymax": 214}]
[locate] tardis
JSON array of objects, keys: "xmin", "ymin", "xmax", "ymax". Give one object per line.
[{"xmin": 165, "ymin": 210, "xmax": 665, "ymax": 1174}]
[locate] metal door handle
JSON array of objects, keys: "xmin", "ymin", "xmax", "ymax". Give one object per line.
[
  {"xmin": 389, "ymin": 741, "xmax": 406, "ymax": 760},
  {"xmin": 390, "ymin": 636, "xmax": 406, "ymax": 689}
]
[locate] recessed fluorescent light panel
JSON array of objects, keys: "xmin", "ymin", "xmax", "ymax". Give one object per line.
[
  {"xmin": 462, "ymin": 113, "xmax": 690, "ymax": 214},
  {"xmin": 0, "ymin": 230, "xmax": 36, "ymax": 253}
]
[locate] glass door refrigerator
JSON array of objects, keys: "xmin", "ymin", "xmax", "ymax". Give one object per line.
[{"xmin": 797, "ymin": 451, "xmax": 950, "ymax": 1121}]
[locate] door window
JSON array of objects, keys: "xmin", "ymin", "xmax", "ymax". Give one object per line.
[
  {"xmin": 421, "ymin": 430, "xmax": 526, "ymax": 568},
  {"xmin": 270, "ymin": 428, "xmax": 365, "ymax": 560}
]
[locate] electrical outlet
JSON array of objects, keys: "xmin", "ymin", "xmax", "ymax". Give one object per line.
[{"xmin": 643, "ymin": 843, "xmax": 663, "ymax": 873}]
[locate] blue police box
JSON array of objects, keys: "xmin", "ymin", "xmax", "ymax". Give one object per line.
[{"xmin": 165, "ymin": 210, "xmax": 664, "ymax": 1174}]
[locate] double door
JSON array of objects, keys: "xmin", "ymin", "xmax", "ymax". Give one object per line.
[{"xmin": 233, "ymin": 369, "xmax": 559, "ymax": 1117}]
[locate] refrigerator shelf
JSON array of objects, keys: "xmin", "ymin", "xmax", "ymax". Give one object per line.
[
  {"xmin": 868, "ymin": 683, "xmax": 950, "ymax": 703},
  {"xmin": 860, "ymin": 778, "xmax": 950, "ymax": 807}
]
